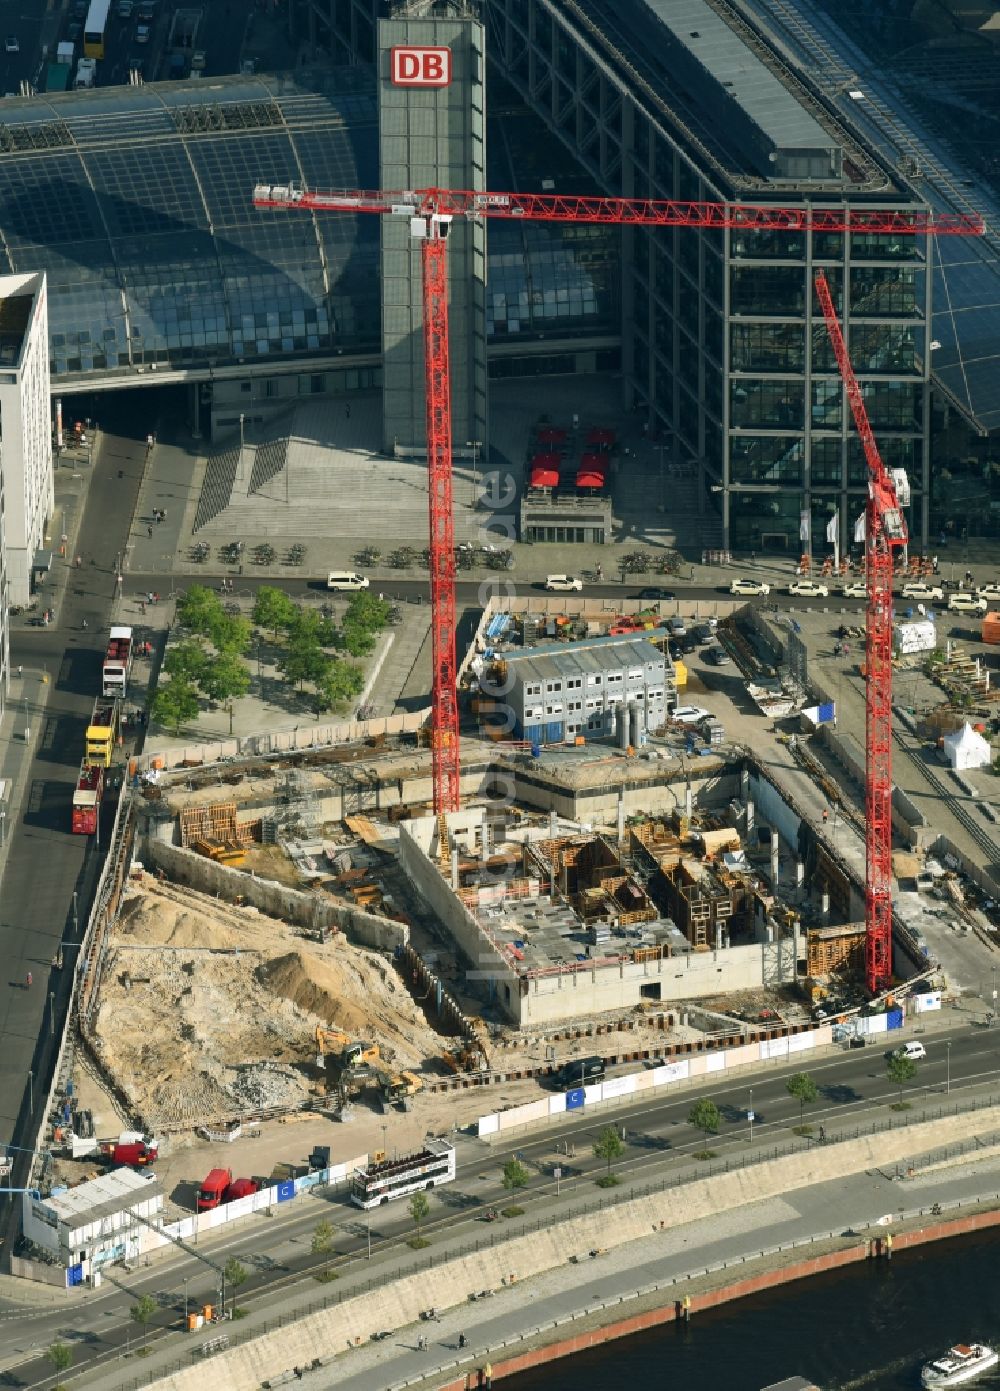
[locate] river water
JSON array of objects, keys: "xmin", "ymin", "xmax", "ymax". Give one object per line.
[{"xmin": 506, "ymin": 1230, "xmax": 1000, "ymax": 1390}]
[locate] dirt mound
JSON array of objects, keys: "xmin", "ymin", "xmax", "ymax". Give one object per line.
[
  {"xmin": 255, "ymin": 951, "xmax": 369, "ymax": 1034},
  {"xmin": 116, "ymin": 889, "xmax": 242, "ymax": 950}
]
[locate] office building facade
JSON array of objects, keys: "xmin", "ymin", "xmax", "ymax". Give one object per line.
[{"xmin": 0, "ymin": 273, "xmax": 52, "ymax": 609}]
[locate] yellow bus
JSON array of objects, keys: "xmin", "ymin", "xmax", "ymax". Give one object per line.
[{"xmin": 83, "ymin": 0, "xmax": 110, "ymax": 59}]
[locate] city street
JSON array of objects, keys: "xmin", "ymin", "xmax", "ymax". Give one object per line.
[
  {"xmin": 0, "ymin": 402, "xmax": 152, "ymax": 1226},
  {"xmin": 0, "ymin": 1017, "xmax": 996, "ymax": 1388}
]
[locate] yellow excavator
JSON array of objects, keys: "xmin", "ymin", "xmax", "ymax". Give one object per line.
[
  {"xmin": 314, "ymin": 1025, "xmax": 381, "ymax": 1073},
  {"xmin": 336, "ymin": 1061, "xmax": 423, "ymax": 1110}
]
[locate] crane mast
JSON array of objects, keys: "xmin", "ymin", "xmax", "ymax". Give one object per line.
[
  {"xmin": 251, "ymin": 183, "xmax": 982, "ymax": 967},
  {"xmin": 814, "ymin": 271, "xmax": 907, "ymax": 993}
]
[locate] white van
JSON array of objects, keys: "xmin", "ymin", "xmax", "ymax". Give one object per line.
[
  {"xmin": 947, "ymin": 592, "xmax": 986, "ymax": 615},
  {"xmin": 326, "ymin": 571, "xmax": 370, "ymax": 592}
]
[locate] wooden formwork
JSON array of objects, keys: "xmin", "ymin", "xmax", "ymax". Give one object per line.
[{"xmin": 179, "ymin": 801, "xmax": 238, "ymax": 848}]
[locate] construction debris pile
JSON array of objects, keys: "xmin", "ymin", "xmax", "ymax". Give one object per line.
[{"xmin": 88, "ymin": 878, "xmax": 440, "ymax": 1131}]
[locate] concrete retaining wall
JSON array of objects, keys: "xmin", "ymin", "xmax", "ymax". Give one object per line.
[
  {"xmin": 143, "ymin": 1106, "xmax": 1000, "ymax": 1391},
  {"xmin": 142, "ymin": 836, "xmax": 409, "ymax": 954},
  {"xmin": 817, "ymin": 724, "xmax": 932, "ymax": 849}
]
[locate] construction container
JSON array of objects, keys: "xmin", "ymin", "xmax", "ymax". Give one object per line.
[
  {"xmin": 983, "ymin": 611, "xmax": 1000, "ymax": 645},
  {"xmin": 894, "ymin": 618, "xmax": 936, "ymax": 655}
]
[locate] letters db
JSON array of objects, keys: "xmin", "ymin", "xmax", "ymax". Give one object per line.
[{"xmin": 390, "ymin": 45, "xmax": 452, "ymax": 88}]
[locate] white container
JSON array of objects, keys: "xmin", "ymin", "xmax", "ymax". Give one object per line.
[{"xmin": 894, "ymin": 618, "xmax": 936, "ymax": 655}]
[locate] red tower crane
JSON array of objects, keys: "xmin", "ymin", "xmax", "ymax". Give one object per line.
[
  {"xmin": 252, "ymin": 184, "xmax": 981, "ymax": 989},
  {"xmin": 813, "ymin": 271, "xmax": 908, "ymax": 993}
]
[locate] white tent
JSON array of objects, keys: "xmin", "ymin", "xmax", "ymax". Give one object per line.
[{"xmin": 943, "ymin": 722, "xmax": 992, "ymax": 772}]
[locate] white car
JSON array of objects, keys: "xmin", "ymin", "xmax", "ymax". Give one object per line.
[
  {"xmin": 4, "ymin": 35, "xmax": 18, "ymax": 52},
  {"xmin": 841, "ymin": 581, "xmax": 867, "ymax": 598},
  {"xmin": 977, "ymin": 582, "xmax": 1000, "ymax": 603},
  {"xmin": 893, "ymin": 1041, "xmax": 926, "ymax": 1061},
  {"xmin": 544, "ymin": 574, "xmax": 583, "ymax": 592},
  {"xmin": 900, "ymin": 581, "xmax": 944, "ymax": 602},
  {"xmin": 729, "ymin": 577, "xmax": 770, "ymax": 596},
  {"xmin": 948, "ymin": 592, "xmax": 987, "ymax": 615},
  {"xmin": 671, "ymin": 704, "xmax": 711, "ymax": 725},
  {"xmin": 136, "ymin": 22, "xmax": 150, "ymax": 41},
  {"xmin": 788, "ymin": 579, "xmax": 829, "ymax": 598}
]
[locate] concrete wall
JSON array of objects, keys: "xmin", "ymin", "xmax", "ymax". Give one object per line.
[
  {"xmin": 144, "ymin": 1104, "xmax": 1000, "ymax": 1391},
  {"xmin": 143, "ymin": 836, "xmax": 409, "ymax": 954},
  {"xmin": 749, "ymin": 767, "xmax": 802, "ymax": 850},
  {"xmin": 818, "ymin": 724, "xmax": 932, "ymax": 849},
  {"xmin": 520, "ymin": 939, "xmax": 779, "ymax": 1024},
  {"xmin": 398, "ymin": 819, "xmax": 516, "ymax": 1017}
]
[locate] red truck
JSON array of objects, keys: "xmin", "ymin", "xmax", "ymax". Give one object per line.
[
  {"xmin": 101, "ymin": 1140, "xmax": 158, "ymax": 1168},
  {"xmin": 71, "ymin": 762, "xmax": 104, "ymax": 834},
  {"xmin": 102, "ymin": 625, "xmax": 135, "ymax": 698},
  {"xmin": 224, "ymin": 1177, "xmax": 259, "ymax": 1202},
  {"xmin": 197, "ymin": 1167, "xmax": 232, "ymax": 1211}
]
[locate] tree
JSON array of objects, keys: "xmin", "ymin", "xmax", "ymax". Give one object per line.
[
  {"xmin": 253, "ymin": 585, "xmax": 297, "ymax": 638},
  {"xmin": 501, "ymin": 1156, "xmax": 530, "ymax": 1192},
  {"xmin": 130, "ymin": 1292, "xmax": 156, "ymax": 1346},
  {"xmin": 409, "ymin": 1191, "xmax": 430, "ymax": 1234},
  {"xmin": 314, "ymin": 658, "xmax": 364, "ymax": 712},
  {"xmin": 311, "ymin": 1217, "xmax": 335, "ymax": 1260},
  {"xmin": 786, "ymin": 1071, "xmax": 819, "ymax": 1125},
  {"xmin": 688, "ymin": 1098, "xmax": 721, "ymax": 1136},
  {"xmin": 223, "ymin": 1256, "xmax": 248, "ymax": 1315},
  {"xmin": 164, "ymin": 638, "xmax": 208, "ymax": 683},
  {"xmin": 211, "ymin": 613, "xmax": 252, "ymax": 655},
  {"xmin": 198, "ymin": 650, "xmax": 251, "ymax": 729},
  {"xmin": 592, "ymin": 1124, "xmax": 626, "ymax": 1178},
  {"xmin": 46, "ymin": 1341, "xmax": 73, "ymax": 1378},
  {"xmin": 886, "ymin": 1051, "xmax": 917, "ymax": 1106},
  {"xmin": 341, "ymin": 622, "xmax": 377, "ymax": 658},
  {"xmin": 345, "ymin": 591, "xmax": 391, "ymax": 631},
  {"xmin": 177, "ymin": 585, "xmax": 225, "ymax": 637},
  {"xmin": 280, "ymin": 637, "xmax": 330, "ymax": 692},
  {"xmin": 151, "ymin": 676, "xmax": 200, "ymax": 734},
  {"xmin": 288, "ymin": 607, "xmax": 337, "ymax": 648}
]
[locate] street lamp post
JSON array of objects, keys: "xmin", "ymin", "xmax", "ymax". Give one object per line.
[
  {"xmin": 27, "ymin": 1070, "xmax": 32, "ymax": 1116},
  {"xmin": 239, "ymin": 413, "xmax": 245, "ymax": 483},
  {"xmin": 466, "ymin": 440, "xmax": 482, "ymax": 507},
  {"xmin": 946, "ymin": 1040, "xmax": 951, "ymax": 1095},
  {"xmin": 748, "ymin": 1087, "xmax": 754, "ymax": 1144}
]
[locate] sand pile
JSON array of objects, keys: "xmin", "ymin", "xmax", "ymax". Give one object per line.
[
  {"xmin": 256, "ymin": 951, "xmax": 371, "ymax": 1034},
  {"xmin": 90, "ymin": 879, "xmax": 441, "ymax": 1130}
]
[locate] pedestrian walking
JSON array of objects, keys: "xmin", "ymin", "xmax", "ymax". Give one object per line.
[
  {"xmin": 750, "ymin": 549, "xmax": 756, "ymax": 566},
  {"xmin": 932, "ymin": 554, "xmax": 939, "ymax": 573},
  {"xmin": 822, "ymin": 809, "xmax": 829, "ymax": 824},
  {"xmin": 140, "ymin": 601, "xmax": 146, "ymax": 615},
  {"xmin": 147, "ymin": 526, "xmax": 153, "ymax": 538},
  {"xmin": 26, "ymin": 972, "xmax": 32, "ymax": 989},
  {"xmin": 345, "ymin": 403, "xmax": 351, "ymax": 419},
  {"xmin": 458, "ymin": 1333, "xmax": 467, "ymax": 1349}
]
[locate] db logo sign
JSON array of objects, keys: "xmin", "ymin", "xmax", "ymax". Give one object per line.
[{"xmin": 390, "ymin": 45, "xmax": 452, "ymax": 88}]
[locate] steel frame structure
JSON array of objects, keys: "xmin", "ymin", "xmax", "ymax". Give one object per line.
[{"xmin": 253, "ymin": 183, "xmax": 981, "ymax": 988}]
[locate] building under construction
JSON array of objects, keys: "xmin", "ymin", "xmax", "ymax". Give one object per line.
[{"xmin": 399, "ymin": 805, "xmax": 806, "ymax": 1026}]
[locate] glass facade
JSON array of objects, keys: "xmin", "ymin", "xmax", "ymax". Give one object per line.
[
  {"xmin": 0, "ymin": 69, "xmax": 614, "ymax": 388},
  {"xmin": 490, "ymin": 0, "xmax": 933, "ymax": 551}
]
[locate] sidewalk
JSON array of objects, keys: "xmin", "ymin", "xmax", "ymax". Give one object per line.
[{"xmin": 0, "ymin": 442, "xmax": 96, "ymax": 888}]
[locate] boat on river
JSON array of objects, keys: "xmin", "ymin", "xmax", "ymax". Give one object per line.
[{"xmin": 921, "ymin": 1343, "xmax": 998, "ymax": 1388}]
